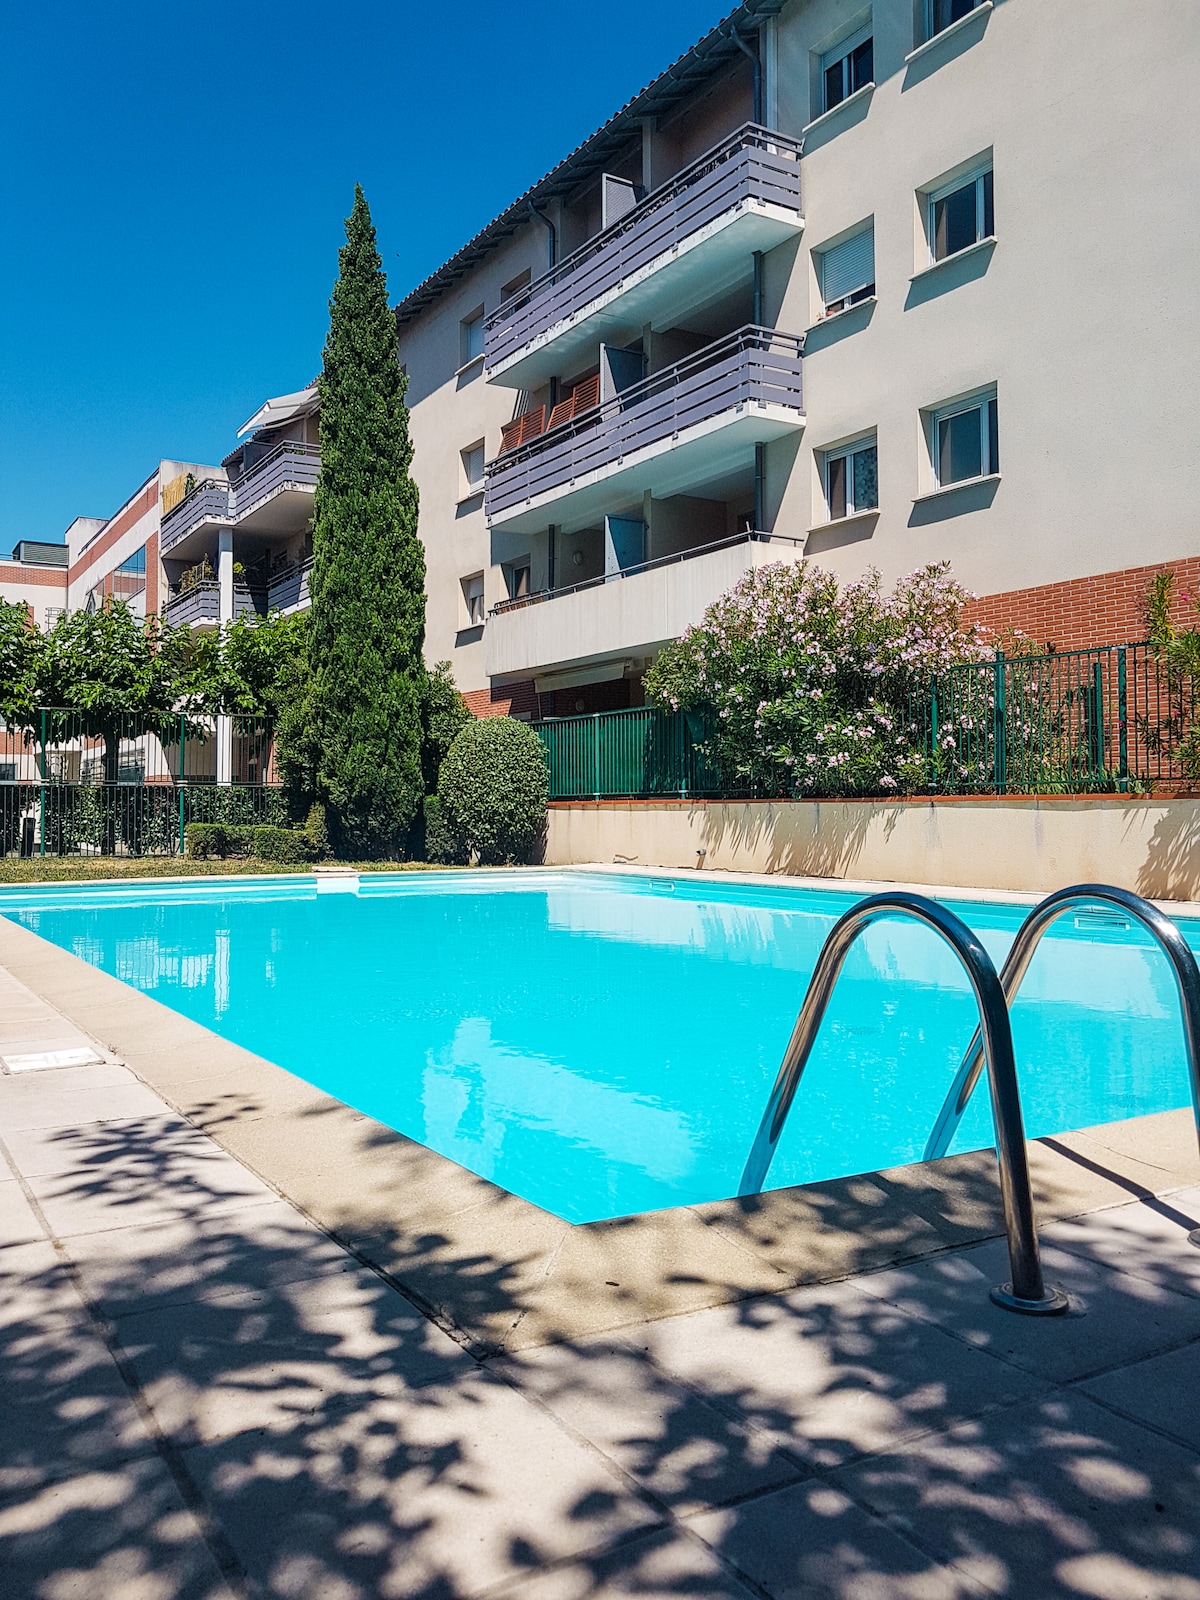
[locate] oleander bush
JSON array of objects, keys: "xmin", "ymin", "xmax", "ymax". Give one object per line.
[
  {"xmin": 645, "ymin": 560, "xmax": 992, "ymax": 797},
  {"xmin": 436, "ymin": 717, "xmax": 548, "ymax": 865}
]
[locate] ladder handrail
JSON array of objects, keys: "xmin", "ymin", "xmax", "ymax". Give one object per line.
[
  {"xmin": 922, "ymin": 886, "xmax": 1200, "ymax": 1178},
  {"xmin": 739, "ymin": 892, "xmax": 1067, "ymax": 1314}
]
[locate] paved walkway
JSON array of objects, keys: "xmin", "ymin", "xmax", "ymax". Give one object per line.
[{"xmin": 3, "ymin": 969, "xmax": 1200, "ymax": 1598}]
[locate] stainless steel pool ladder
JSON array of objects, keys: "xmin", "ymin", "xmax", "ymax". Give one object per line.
[
  {"xmin": 739, "ymin": 892, "xmax": 1069, "ymax": 1316},
  {"xmin": 923, "ymin": 885, "xmax": 1200, "ymax": 1254}
]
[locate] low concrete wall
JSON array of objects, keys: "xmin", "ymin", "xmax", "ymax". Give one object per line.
[{"xmin": 543, "ymin": 795, "xmax": 1200, "ymax": 900}]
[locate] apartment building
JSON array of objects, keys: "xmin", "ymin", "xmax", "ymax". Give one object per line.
[{"xmin": 393, "ymin": 0, "xmax": 1200, "ymax": 719}]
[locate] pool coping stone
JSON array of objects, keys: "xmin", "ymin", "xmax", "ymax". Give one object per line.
[{"xmin": 0, "ymin": 872, "xmax": 1197, "ymax": 1353}]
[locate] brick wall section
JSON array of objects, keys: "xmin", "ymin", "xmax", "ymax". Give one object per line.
[
  {"xmin": 462, "ymin": 680, "xmax": 540, "ymax": 719},
  {"xmin": 967, "ymin": 557, "xmax": 1200, "ymax": 651}
]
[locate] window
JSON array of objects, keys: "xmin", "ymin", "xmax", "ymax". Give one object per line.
[
  {"xmin": 929, "ymin": 166, "xmax": 993, "ymax": 262},
  {"xmin": 501, "ymin": 268, "xmax": 531, "ymax": 303},
  {"xmin": 927, "ymin": 0, "xmax": 982, "ymax": 39},
  {"xmin": 819, "ymin": 226, "xmax": 875, "ymax": 315},
  {"xmin": 461, "ymin": 441, "xmax": 485, "ymax": 495},
  {"xmin": 931, "ymin": 391, "xmax": 999, "ymax": 487},
  {"xmin": 461, "ymin": 572, "xmax": 485, "ymax": 626},
  {"xmin": 459, "ymin": 307, "xmax": 485, "ymax": 366},
  {"xmin": 506, "ymin": 561, "xmax": 532, "ymax": 601},
  {"xmin": 823, "ymin": 436, "xmax": 878, "ymax": 520},
  {"xmin": 822, "ymin": 25, "xmax": 873, "ymax": 112}
]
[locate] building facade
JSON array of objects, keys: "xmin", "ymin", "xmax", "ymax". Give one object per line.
[{"xmin": 393, "ymin": 0, "xmax": 1200, "ymax": 717}]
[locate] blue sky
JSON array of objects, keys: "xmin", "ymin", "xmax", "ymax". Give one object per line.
[{"xmin": 0, "ymin": 0, "xmax": 733, "ymax": 547}]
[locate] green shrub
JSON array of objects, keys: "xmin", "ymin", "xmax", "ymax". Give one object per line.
[
  {"xmin": 302, "ymin": 802, "xmax": 330, "ymax": 860},
  {"xmin": 422, "ymin": 793, "xmax": 462, "ymax": 865},
  {"xmin": 437, "ymin": 717, "xmax": 547, "ymax": 865},
  {"xmin": 184, "ymin": 823, "xmax": 257, "ymax": 859},
  {"xmin": 252, "ymin": 825, "xmax": 311, "ymax": 863}
]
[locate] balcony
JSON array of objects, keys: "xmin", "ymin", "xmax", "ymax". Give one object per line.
[
  {"xmin": 160, "ymin": 441, "xmax": 320, "ymax": 557},
  {"xmin": 233, "ymin": 440, "xmax": 320, "ymax": 534},
  {"xmin": 159, "ymin": 481, "xmax": 231, "ymax": 554},
  {"xmin": 485, "ymin": 530, "xmax": 804, "ymax": 683},
  {"xmin": 267, "ymin": 557, "xmax": 314, "ymax": 612},
  {"xmin": 483, "ymin": 125, "xmax": 803, "ymax": 390},
  {"xmin": 162, "ymin": 582, "xmax": 267, "ymax": 629},
  {"xmin": 484, "ymin": 326, "xmax": 804, "ymax": 534}
]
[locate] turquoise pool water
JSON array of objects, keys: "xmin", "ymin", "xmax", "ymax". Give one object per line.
[{"xmin": 2, "ymin": 870, "xmax": 1195, "ymax": 1222}]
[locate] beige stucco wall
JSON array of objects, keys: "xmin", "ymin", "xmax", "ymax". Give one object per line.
[
  {"xmin": 543, "ymin": 796, "xmax": 1200, "ymax": 902},
  {"xmin": 766, "ymin": 0, "xmax": 1200, "ymax": 593}
]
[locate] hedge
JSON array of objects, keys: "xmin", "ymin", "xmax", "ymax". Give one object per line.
[{"xmin": 436, "ymin": 717, "xmax": 548, "ymax": 865}]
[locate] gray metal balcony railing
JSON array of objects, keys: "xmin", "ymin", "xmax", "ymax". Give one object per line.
[
  {"xmin": 489, "ymin": 530, "xmax": 805, "ymax": 617},
  {"xmin": 484, "ymin": 325, "xmax": 804, "ymax": 522},
  {"xmin": 267, "ymin": 556, "xmax": 314, "ymax": 612},
  {"xmin": 160, "ymin": 481, "xmax": 232, "ymax": 553},
  {"xmin": 484, "ymin": 124, "xmax": 803, "ymax": 373},
  {"xmin": 159, "ymin": 441, "xmax": 321, "ymax": 555},
  {"xmin": 232, "ymin": 439, "xmax": 320, "ymax": 522},
  {"xmin": 163, "ymin": 582, "xmax": 267, "ymax": 628}
]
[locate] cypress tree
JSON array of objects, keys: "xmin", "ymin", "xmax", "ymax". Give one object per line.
[{"xmin": 308, "ymin": 185, "xmax": 426, "ymax": 857}]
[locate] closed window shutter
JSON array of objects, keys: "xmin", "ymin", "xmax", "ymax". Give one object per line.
[{"xmin": 820, "ymin": 228, "xmax": 874, "ymax": 304}]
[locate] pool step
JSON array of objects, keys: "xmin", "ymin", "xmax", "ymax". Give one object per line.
[{"xmin": 315, "ymin": 866, "xmax": 360, "ymax": 895}]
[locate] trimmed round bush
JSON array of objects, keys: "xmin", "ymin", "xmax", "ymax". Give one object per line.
[{"xmin": 437, "ymin": 717, "xmax": 548, "ymax": 866}]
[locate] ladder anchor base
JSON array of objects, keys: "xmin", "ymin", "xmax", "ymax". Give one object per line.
[
  {"xmin": 990, "ymin": 1282, "xmax": 1070, "ymax": 1316},
  {"xmin": 1187, "ymin": 1229, "xmax": 1200, "ymax": 1251}
]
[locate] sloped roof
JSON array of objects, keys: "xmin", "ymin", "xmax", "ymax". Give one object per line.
[{"xmin": 392, "ymin": 0, "xmax": 785, "ymax": 327}]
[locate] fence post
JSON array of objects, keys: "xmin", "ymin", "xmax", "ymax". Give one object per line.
[
  {"xmin": 993, "ymin": 650, "xmax": 1007, "ymax": 795},
  {"xmin": 38, "ymin": 709, "xmax": 46, "ymax": 858},
  {"xmin": 593, "ymin": 713, "xmax": 601, "ymax": 803},
  {"xmin": 929, "ymin": 677, "xmax": 940, "ymax": 786},
  {"xmin": 1117, "ymin": 647, "xmax": 1129, "ymax": 790},
  {"xmin": 177, "ymin": 713, "xmax": 186, "ymax": 856},
  {"xmin": 1091, "ymin": 661, "xmax": 1104, "ymax": 776}
]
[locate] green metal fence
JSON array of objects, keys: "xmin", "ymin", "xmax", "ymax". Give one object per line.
[
  {"xmin": 0, "ymin": 712, "xmax": 282, "ymax": 858},
  {"xmin": 532, "ymin": 643, "xmax": 1200, "ymax": 801}
]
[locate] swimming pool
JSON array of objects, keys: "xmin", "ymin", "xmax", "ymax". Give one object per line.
[{"xmin": 2, "ymin": 869, "xmax": 1195, "ymax": 1222}]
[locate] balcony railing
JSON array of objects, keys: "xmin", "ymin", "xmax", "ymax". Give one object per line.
[
  {"xmin": 484, "ymin": 325, "xmax": 804, "ymax": 522},
  {"xmin": 233, "ymin": 439, "xmax": 321, "ymax": 522},
  {"xmin": 160, "ymin": 481, "xmax": 231, "ymax": 552},
  {"xmin": 489, "ymin": 531, "xmax": 804, "ymax": 616},
  {"xmin": 160, "ymin": 441, "xmax": 321, "ymax": 553},
  {"xmin": 267, "ymin": 557, "xmax": 314, "ymax": 612},
  {"xmin": 484, "ymin": 124, "xmax": 803, "ymax": 374},
  {"xmin": 162, "ymin": 582, "xmax": 267, "ymax": 627}
]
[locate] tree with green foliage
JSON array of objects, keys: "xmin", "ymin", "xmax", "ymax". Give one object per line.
[
  {"xmin": 37, "ymin": 602, "xmax": 207, "ymax": 853},
  {"xmin": 307, "ymin": 185, "xmax": 426, "ymax": 858},
  {"xmin": 0, "ymin": 600, "xmax": 42, "ymax": 724},
  {"xmin": 437, "ymin": 717, "xmax": 548, "ymax": 865},
  {"xmin": 420, "ymin": 660, "xmax": 471, "ymax": 795}
]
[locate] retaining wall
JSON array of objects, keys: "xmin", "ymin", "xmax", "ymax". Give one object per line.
[{"xmin": 543, "ymin": 795, "xmax": 1200, "ymax": 900}]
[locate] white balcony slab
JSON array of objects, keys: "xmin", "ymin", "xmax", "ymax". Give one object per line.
[{"xmin": 485, "ymin": 535, "xmax": 803, "ymax": 682}]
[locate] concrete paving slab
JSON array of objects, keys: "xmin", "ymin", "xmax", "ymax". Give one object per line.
[
  {"xmin": 113, "ymin": 1265, "xmax": 474, "ymax": 1448},
  {"xmin": 831, "ymin": 1389, "xmax": 1200, "ymax": 1600},
  {"xmin": 0, "ymin": 1079, "xmax": 173, "ymax": 1134},
  {"xmin": 0, "ymin": 1455, "xmax": 239, "ymax": 1600},
  {"xmin": 1079, "ymin": 1338, "xmax": 1200, "ymax": 1453},
  {"xmin": 627, "ymin": 1279, "xmax": 1048, "ymax": 1474},
  {"xmin": 1, "ymin": 1311, "xmax": 153, "ymax": 1495},
  {"xmin": 64, "ymin": 1197, "xmax": 363, "ymax": 1320},
  {"xmin": 0, "ymin": 1239, "xmax": 82, "ymax": 1330},
  {"xmin": 1043, "ymin": 1188, "xmax": 1200, "ymax": 1301},
  {"xmin": 1, "ymin": 1107, "xmax": 202, "ymax": 1176},
  {"xmin": 685, "ymin": 1477, "xmax": 995, "ymax": 1599},
  {"xmin": 0, "ymin": 1059, "xmax": 139, "ymax": 1104},
  {"xmin": 486, "ymin": 1525, "xmax": 757, "ymax": 1599},
  {"xmin": 0, "ymin": 1173, "xmax": 44, "ymax": 1245},
  {"xmin": 855, "ymin": 1236, "xmax": 1200, "ymax": 1384},
  {"xmin": 497, "ymin": 1338, "xmax": 807, "ymax": 1516},
  {"xmin": 24, "ymin": 1120, "xmax": 278, "ymax": 1238},
  {"xmin": 178, "ymin": 1367, "xmax": 661, "ymax": 1598}
]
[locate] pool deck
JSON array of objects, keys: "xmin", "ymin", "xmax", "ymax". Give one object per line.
[{"xmin": 2, "ymin": 894, "xmax": 1200, "ymax": 1595}]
